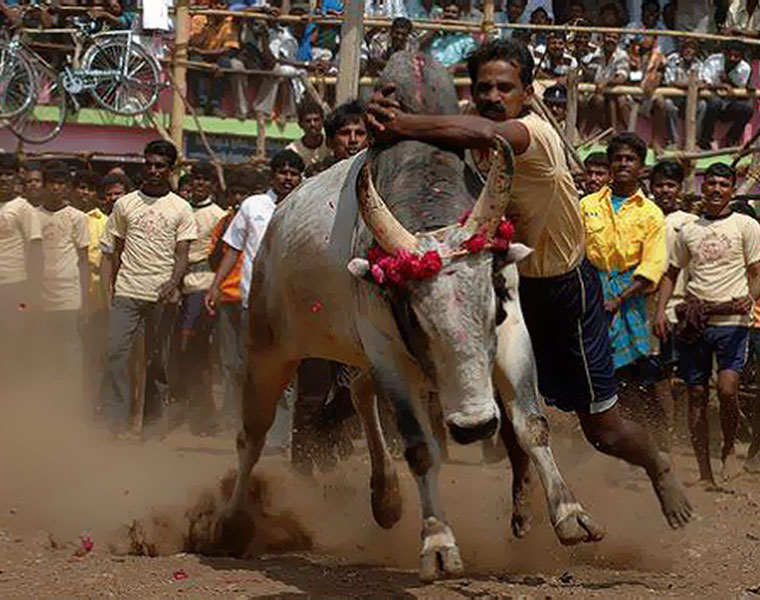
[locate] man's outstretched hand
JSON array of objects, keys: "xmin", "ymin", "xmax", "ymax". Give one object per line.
[{"xmin": 366, "ymin": 83, "xmax": 403, "ymax": 143}]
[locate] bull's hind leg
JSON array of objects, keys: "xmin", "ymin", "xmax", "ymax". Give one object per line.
[
  {"xmin": 350, "ymin": 371, "xmax": 402, "ymax": 529},
  {"xmin": 216, "ymin": 350, "xmax": 298, "ymax": 555},
  {"xmin": 494, "ymin": 282, "xmax": 605, "ymax": 546}
]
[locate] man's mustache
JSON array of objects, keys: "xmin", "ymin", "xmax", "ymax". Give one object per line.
[{"xmin": 482, "ymin": 102, "xmax": 506, "ymax": 114}]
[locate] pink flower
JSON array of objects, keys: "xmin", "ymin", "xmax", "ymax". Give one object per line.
[
  {"xmin": 461, "ymin": 233, "xmax": 487, "ymax": 253},
  {"xmin": 173, "ymin": 570, "xmax": 189, "ymax": 581},
  {"xmin": 491, "ymin": 237, "xmax": 510, "ymax": 251},
  {"xmin": 367, "ymin": 245, "xmax": 386, "ymax": 264},
  {"xmin": 370, "ymin": 264, "xmax": 385, "ymax": 284},
  {"xmin": 418, "ymin": 251, "xmax": 443, "ymax": 277},
  {"xmin": 80, "ymin": 534, "xmax": 93, "ymax": 554},
  {"xmin": 309, "ymin": 300, "xmax": 323, "ymax": 313}
]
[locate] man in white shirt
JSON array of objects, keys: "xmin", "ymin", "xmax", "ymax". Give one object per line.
[
  {"xmin": 205, "ymin": 150, "xmax": 305, "ymax": 447},
  {"xmin": 582, "ymin": 32, "xmax": 630, "ymax": 136},
  {"xmin": 101, "ymin": 140, "xmax": 198, "ymax": 439},
  {"xmin": 698, "ymin": 41, "xmax": 753, "ymax": 150},
  {"xmin": 0, "ymin": 154, "xmax": 42, "ymax": 385},
  {"xmin": 175, "ymin": 160, "xmax": 226, "ymax": 436},
  {"xmin": 37, "ymin": 161, "xmax": 91, "ymax": 411}
]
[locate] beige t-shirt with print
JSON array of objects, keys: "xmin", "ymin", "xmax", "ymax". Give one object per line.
[
  {"xmin": 0, "ymin": 196, "xmax": 42, "ymax": 285},
  {"xmin": 184, "ymin": 199, "xmax": 226, "ymax": 293},
  {"xmin": 672, "ymin": 212, "xmax": 760, "ymax": 326},
  {"xmin": 111, "ymin": 190, "xmax": 198, "ymax": 302},
  {"xmin": 38, "ymin": 205, "xmax": 90, "ymax": 311},
  {"xmin": 286, "ymin": 137, "xmax": 331, "ymax": 168}
]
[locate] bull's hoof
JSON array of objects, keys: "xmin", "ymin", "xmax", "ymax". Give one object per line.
[
  {"xmin": 419, "ymin": 517, "xmax": 464, "ymax": 583},
  {"xmin": 553, "ymin": 503, "xmax": 605, "ymax": 545},
  {"xmin": 370, "ymin": 471, "xmax": 403, "ymax": 529},
  {"xmin": 448, "ymin": 417, "xmax": 499, "ymax": 445},
  {"xmin": 511, "ymin": 510, "xmax": 531, "ymax": 539},
  {"xmin": 213, "ymin": 508, "xmax": 255, "ymax": 556}
]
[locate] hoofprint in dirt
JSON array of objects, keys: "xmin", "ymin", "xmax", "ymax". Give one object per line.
[{"xmin": 0, "ymin": 421, "xmax": 760, "ymax": 599}]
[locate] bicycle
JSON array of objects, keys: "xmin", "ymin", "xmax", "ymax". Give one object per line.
[{"xmin": 0, "ymin": 10, "xmax": 163, "ymax": 143}]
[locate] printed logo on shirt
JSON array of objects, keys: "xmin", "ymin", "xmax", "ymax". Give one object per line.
[{"xmin": 694, "ymin": 231, "xmax": 732, "ymax": 265}]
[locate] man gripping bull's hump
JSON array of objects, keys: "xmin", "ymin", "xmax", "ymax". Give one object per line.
[{"xmin": 368, "ymin": 39, "xmax": 693, "ymax": 530}]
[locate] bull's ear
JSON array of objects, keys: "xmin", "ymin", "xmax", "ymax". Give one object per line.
[
  {"xmin": 505, "ymin": 243, "xmax": 533, "ymax": 263},
  {"xmin": 347, "ymin": 258, "xmax": 371, "ymax": 279}
]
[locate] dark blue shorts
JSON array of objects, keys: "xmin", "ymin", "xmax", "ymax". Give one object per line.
[
  {"xmin": 519, "ymin": 259, "xmax": 618, "ymax": 414},
  {"xmin": 677, "ymin": 325, "xmax": 750, "ymax": 386},
  {"xmin": 178, "ymin": 291, "xmax": 207, "ymax": 332}
]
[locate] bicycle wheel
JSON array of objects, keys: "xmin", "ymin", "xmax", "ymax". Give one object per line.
[
  {"xmin": 9, "ymin": 67, "xmax": 67, "ymax": 144},
  {"xmin": 83, "ymin": 38, "xmax": 161, "ymax": 116},
  {"xmin": 0, "ymin": 42, "xmax": 36, "ymax": 120}
]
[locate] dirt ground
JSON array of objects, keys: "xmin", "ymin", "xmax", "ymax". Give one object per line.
[{"xmin": 1, "ymin": 390, "xmax": 760, "ymax": 600}]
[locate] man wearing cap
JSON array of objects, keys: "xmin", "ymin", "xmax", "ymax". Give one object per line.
[{"xmin": 543, "ymin": 84, "xmax": 567, "ymax": 126}]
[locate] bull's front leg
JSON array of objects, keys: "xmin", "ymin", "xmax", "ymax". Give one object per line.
[{"xmin": 494, "ymin": 275, "xmax": 605, "ymax": 546}]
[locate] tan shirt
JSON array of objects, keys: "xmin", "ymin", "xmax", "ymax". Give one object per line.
[
  {"xmin": 184, "ymin": 199, "xmax": 226, "ymax": 293},
  {"xmin": 111, "ymin": 190, "xmax": 198, "ymax": 302},
  {"xmin": 0, "ymin": 196, "xmax": 42, "ymax": 285},
  {"xmin": 664, "ymin": 210, "xmax": 699, "ymax": 323},
  {"xmin": 471, "ymin": 111, "xmax": 584, "ymax": 278},
  {"xmin": 38, "ymin": 206, "xmax": 90, "ymax": 311},
  {"xmin": 286, "ymin": 137, "xmax": 331, "ymax": 168},
  {"xmin": 672, "ymin": 212, "xmax": 760, "ymax": 326}
]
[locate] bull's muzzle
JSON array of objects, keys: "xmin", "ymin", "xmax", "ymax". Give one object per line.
[{"xmin": 445, "ymin": 405, "xmax": 500, "ymax": 445}]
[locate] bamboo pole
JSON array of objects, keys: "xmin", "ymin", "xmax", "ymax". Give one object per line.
[
  {"xmin": 481, "ymin": 0, "xmax": 495, "ymax": 37},
  {"xmin": 170, "ymin": 0, "xmax": 190, "ymax": 155},
  {"xmin": 565, "ymin": 67, "xmax": 579, "ymax": 147},
  {"xmin": 336, "ymin": 0, "xmax": 365, "ymax": 104},
  {"xmin": 685, "ymin": 71, "xmax": 698, "ymax": 194}
]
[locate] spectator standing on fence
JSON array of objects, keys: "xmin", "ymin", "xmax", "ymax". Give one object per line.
[
  {"xmin": 534, "ymin": 31, "xmax": 577, "ymax": 84},
  {"xmin": 174, "ymin": 161, "xmax": 226, "ymax": 435},
  {"xmin": 656, "ymin": 163, "xmax": 760, "ymax": 486},
  {"xmin": 37, "ymin": 162, "xmax": 91, "ymax": 413},
  {"xmin": 625, "ymin": 0, "xmax": 676, "ymax": 56},
  {"xmin": 100, "ymin": 140, "xmax": 197, "ymax": 439},
  {"xmin": 650, "ymin": 160, "xmax": 697, "ymax": 442},
  {"xmin": 188, "ymin": 0, "xmax": 248, "ymax": 118},
  {"xmin": 698, "ymin": 41, "xmax": 753, "ymax": 150},
  {"xmin": 583, "ymin": 32, "xmax": 630, "ymax": 136},
  {"xmin": 497, "ymin": 0, "xmax": 527, "ymax": 40},
  {"xmin": 286, "ymin": 98, "xmax": 331, "ymax": 170},
  {"xmin": 653, "ymin": 38, "xmax": 706, "ymax": 150},
  {"xmin": 569, "ymin": 21, "xmax": 598, "ymax": 81},
  {"xmin": 0, "ymin": 154, "xmax": 42, "ymax": 385},
  {"xmin": 205, "ymin": 150, "xmax": 304, "ymax": 445},
  {"xmin": 406, "ymin": 0, "xmax": 441, "ymax": 19},
  {"xmin": 367, "ymin": 17, "xmax": 418, "ymax": 76},
  {"xmin": 580, "ymin": 134, "xmax": 669, "ymax": 449},
  {"xmin": 583, "ymin": 152, "xmax": 611, "ymax": 194},
  {"xmin": 419, "ymin": 1, "xmax": 478, "ymax": 74}
]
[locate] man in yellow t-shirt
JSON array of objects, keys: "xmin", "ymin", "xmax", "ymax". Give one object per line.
[
  {"xmin": 101, "ymin": 141, "xmax": 198, "ymax": 439},
  {"xmin": 37, "ymin": 162, "xmax": 91, "ymax": 410},
  {"xmin": 175, "ymin": 161, "xmax": 226, "ymax": 435},
  {"xmin": 657, "ymin": 163, "xmax": 760, "ymax": 485},
  {"xmin": 368, "ymin": 38, "xmax": 692, "ymax": 529}
]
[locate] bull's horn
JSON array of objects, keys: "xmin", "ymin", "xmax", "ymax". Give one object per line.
[
  {"xmin": 464, "ymin": 135, "xmax": 515, "ymax": 236},
  {"xmin": 357, "ymin": 164, "xmax": 417, "ymax": 253}
]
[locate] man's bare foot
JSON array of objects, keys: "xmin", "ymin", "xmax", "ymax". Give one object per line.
[
  {"xmin": 651, "ymin": 466, "xmax": 693, "ymax": 529},
  {"xmin": 745, "ymin": 454, "xmax": 760, "ymax": 474},
  {"xmin": 721, "ymin": 452, "xmax": 741, "ymax": 482}
]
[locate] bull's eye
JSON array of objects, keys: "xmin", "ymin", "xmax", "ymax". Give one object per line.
[{"xmin": 442, "ymin": 268, "xmax": 458, "ymax": 276}]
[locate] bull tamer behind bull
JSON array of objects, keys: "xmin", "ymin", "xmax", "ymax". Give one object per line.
[
  {"xmin": 368, "ymin": 39, "xmax": 693, "ymax": 529},
  {"xmin": 217, "ymin": 49, "xmax": 608, "ymax": 581}
]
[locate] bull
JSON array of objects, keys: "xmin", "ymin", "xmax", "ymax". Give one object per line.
[{"xmin": 218, "ymin": 53, "xmax": 603, "ymax": 581}]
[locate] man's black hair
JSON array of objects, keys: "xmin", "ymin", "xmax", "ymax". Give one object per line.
[
  {"xmin": 178, "ymin": 173, "xmax": 192, "ymax": 190},
  {"xmin": 642, "ymin": 0, "xmax": 660, "ymax": 11},
  {"xmin": 507, "ymin": 0, "xmax": 526, "ymax": 6},
  {"xmin": 270, "ymin": 149, "xmax": 305, "ymax": 174},
  {"xmin": 467, "ymin": 39, "xmax": 535, "ymax": 88},
  {"xmin": 704, "ymin": 162, "xmax": 736, "ymax": 184},
  {"xmin": 22, "ymin": 161, "xmax": 42, "ymax": 173},
  {"xmin": 144, "ymin": 139, "xmax": 178, "ymax": 166},
  {"xmin": 191, "ymin": 160, "xmax": 216, "ymax": 180},
  {"xmin": 73, "ymin": 169, "xmax": 101, "ymax": 189},
  {"xmin": 100, "ymin": 172, "xmax": 134, "ymax": 194},
  {"xmin": 324, "ymin": 100, "xmax": 365, "ymax": 139},
  {"xmin": 650, "ymin": 160, "xmax": 684, "ymax": 184},
  {"xmin": 296, "ymin": 97, "xmax": 325, "ymax": 121},
  {"xmin": 391, "ymin": 16, "xmax": 413, "ymax": 31},
  {"xmin": 725, "ymin": 40, "xmax": 745, "ymax": 55},
  {"xmin": 0, "ymin": 153, "xmax": 20, "ymax": 173},
  {"xmin": 226, "ymin": 166, "xmax": 264, "ymax": 191},
  {"xmin": 584, "ymin": 151, "xmax": 608, "ymax": 169},
  {"xmin": 43, "ymin": 160, "xmax": 71, "ymax": 184},
  {"xmin": 607, "ymin": 132, "xmax": 647, "ymax": 164}
]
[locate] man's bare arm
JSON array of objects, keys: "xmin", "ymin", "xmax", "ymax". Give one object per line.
[
  {"xmin": 157, "ymin": 240, "xmax": 190, "ymax": 303},
  {"xmin": 654, "ymin": 264, "xmax": 679, "ymax": 339}
]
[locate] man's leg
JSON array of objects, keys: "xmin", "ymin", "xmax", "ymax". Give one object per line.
[
  {"xmin": 229, "ymin": 56, "xmax": 249, "ymax": 119},
  {"xmin": 188, "ymin": 53, "xmax": 209, "ymax": 111},
  {"xmin": 663, "ymin": 98, "xmax": 680, "ymax": 147},
  {"xmin": 211, "ymin": 55, "xmax": 232, "ymax": 117},
  {"xmin": 186, "ymin": 292, "xmax": 218, "ymax": 435},
  {"xmin": 686, "ymin": 383, "xmax": 713, "ymax": 484},
  {"xmin": 698, "ymin": 97, "xmax": 724, "ymax": 150},
  {"xmin": 723, "ymin": 99, "xmax": 753, "ymax": 147},
  {"xmin": 218, "ymin": 301, "xmax": 244, "ymax": 424},
  {"xmin": 142, "ymin": 301, "xmax": 179, "ymax": 438},
  {"xmin": 101, "ymin": 297, "xmax": 143, "ymax": 434}
]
